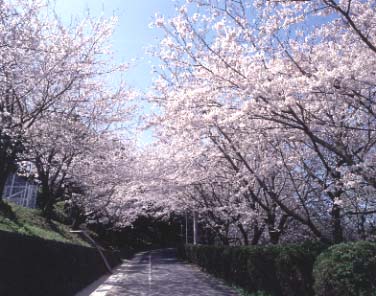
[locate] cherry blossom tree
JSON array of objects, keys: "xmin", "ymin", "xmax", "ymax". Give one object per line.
[
  {"xmin": 146, "ymin": 0, "xmax": 376, "ymax": 244},
  {"xmin": 0, "ymin": 0, "xmax": 130, "ymax": 206}
]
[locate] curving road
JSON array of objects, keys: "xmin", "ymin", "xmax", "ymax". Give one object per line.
[{"xmin": 76, "ymin": 248, "xmax": 239, "ymax": 296}]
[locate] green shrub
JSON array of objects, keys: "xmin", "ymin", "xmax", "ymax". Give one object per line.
[
  {"xmin": 51, "ymin": 201, "xmax": 71, "ymax": 225},
  {"xmin": 313, "ymin": 241, "xmax": 376, "ymax": 296},
  {"xmin": 274, "ymin": 242, "xmax": 326, "ymax": 296},
  {"xmin": 234, "ymin": 287, "xmax": 272, "ymax": 296},
  {"xmin": 250, "ymin": 292, "xmax": 272, "ymax": 296},
  {"xmin": 180, "ymin": 242, "xmax": 327, "ymax": 296}
]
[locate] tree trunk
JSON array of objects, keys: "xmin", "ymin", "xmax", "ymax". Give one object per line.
[
  {"xmin": 328, "ymin": 187, "xmax": 344, "ymax": 243},
  {"xmin": 39, "ymin": 180, "xmax": 54, "ymax": 219},
  {"xmin": 0, "ymin": 132, "xmax": 23, "ymax": 201},
  {"xmin": 269, "ymin": 228, "xmax": 280, "ymax": 244},
  {"xmin": 237, "ymin": 223, "xmax": 249, "ymax": 245},
  {"xmin": 220, "ymin": 235, "xmax": 230, "ymax": 246},
  {"xmin": 265, "ymin": 212, "xmax": 280, "ymax": 244},
  {"xmin": 0, "ymin": 169, "xmax": 8, "ymax": 201},
  {"xmin": 0, "ymin": 156, "xmax": 14, "ymax": 202},
  {"xmin": 251, "ymin": 222, "xmax": 264, "ymax": 245},
  {"xmin": 331, "ymin": 204, "xmax": 344, "ymax": 243}
]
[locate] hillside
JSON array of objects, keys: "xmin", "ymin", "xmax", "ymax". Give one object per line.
[{"xmin": 0, "ymin": 201, "xmax": 89, "ymax": 246}]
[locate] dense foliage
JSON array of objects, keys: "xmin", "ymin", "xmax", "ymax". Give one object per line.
[
  {"xmin": 181, "ymin": 241, "xmax": 376, "ymax": 296},
  {"xmin": 180, "ymin": 243, "xmax": 327, "ymax": 296},
  {"xmin": 313, "ymin": 241, "xmax": 376, "ymax": 296}
]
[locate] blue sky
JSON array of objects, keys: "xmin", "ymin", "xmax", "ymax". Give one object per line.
[
  {"xmin": 54, "ymin": 0, "xmax": 178, "ymax": 90},
  {"xmin": 54, "ymin": 0, "xmax": 180, "ymax": 144}
]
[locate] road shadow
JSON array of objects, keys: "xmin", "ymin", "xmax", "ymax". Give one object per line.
[{"xmin": 102, "ymin": 248, "xmax": 239, "ymax": 296}]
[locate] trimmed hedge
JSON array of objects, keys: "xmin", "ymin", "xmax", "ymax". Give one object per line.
[
  {"xmin": 179, "ymin": 242, "xmax": 327, "ymax": 296},
  {"xmin": 313, "ymin": 241, "xmax": 376, "ymax": 296},
  {"xmin": 0, "ymin": 230, "xmax": 121, "ymax": 296}
]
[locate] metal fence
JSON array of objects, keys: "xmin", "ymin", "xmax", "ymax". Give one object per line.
[{"xmin": 2, "ymin": 174, "xmax": 38, "ymax": 208}]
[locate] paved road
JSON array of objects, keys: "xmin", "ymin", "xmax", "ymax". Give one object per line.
[{"xmin": 76, "ymin": 248, "xmax": 239, "ymax": 296}]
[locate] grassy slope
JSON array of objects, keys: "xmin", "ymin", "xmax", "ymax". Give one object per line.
[{"xmin": 0, "ymin": 201, "xmax": 90, "ymax": 246}]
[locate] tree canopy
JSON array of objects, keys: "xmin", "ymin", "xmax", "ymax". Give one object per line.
[{"xmin": 1, "ymin": 0, "xmax": 376, "ymax": 245}]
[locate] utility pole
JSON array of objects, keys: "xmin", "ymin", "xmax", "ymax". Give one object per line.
[
  {"xmin": 185, "ymin": 210, "xmax": 188, "ymax": 244},
  {"xmin": 193, "ymin": 211, "xmax": 198, "ymax": 245}
]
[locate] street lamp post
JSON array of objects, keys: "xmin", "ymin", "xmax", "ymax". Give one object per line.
[{"xmin": 185, "ymin": 210, "xmax": 188, "ymax": 244}]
